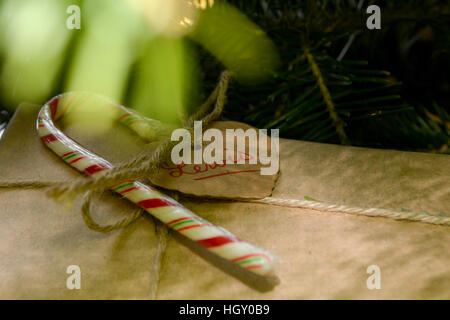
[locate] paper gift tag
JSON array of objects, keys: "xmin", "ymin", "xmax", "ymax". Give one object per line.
[{"xmin": 150, "ymin": 121, "xmax": 279, "ymax": 199}]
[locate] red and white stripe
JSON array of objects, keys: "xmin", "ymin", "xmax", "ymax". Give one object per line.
[{"xmin": 37, "ymin": 92, "xmax": 277, "ymax": 276}]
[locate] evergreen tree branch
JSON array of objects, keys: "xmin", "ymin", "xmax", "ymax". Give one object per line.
[{"xmin": 304, "ymin": 47, "xmax": 350, "ymax": 145}]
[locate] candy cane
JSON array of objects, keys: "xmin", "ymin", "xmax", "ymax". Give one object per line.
[{"xmin": 37, "ymin": 92, "xmax": 277, "ymax": 276}]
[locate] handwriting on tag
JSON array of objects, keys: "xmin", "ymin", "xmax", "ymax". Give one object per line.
[{"xmin": 150, "ymin": 121, "xmax": 279, "ymax": 199}]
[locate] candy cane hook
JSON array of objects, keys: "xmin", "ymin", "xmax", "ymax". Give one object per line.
[{"xmin": 37, "ymin": 92, "xmax": 277, "ymax": 276}]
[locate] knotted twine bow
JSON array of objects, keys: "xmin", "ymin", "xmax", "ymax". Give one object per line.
[
  {"xmin": 0, "ymin": 71, "xmax": 235, "ymax": 234},
  {"xmin": 51, "ymin": 70, "xmax": 233, "ymax": 233}
]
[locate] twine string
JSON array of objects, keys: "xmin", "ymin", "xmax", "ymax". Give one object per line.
[
  {"xmin": 0, "ymin": 70, "xmax": 233, "ymax": 233},
  {"xmin": 81, "ymin": 190, "xmax": 145, "ymax": 233},
  {"xmin": 77, "ymin": 70, "xmax": 233, "ymax": 232},
  {"xmin": 45, "ymin": 70, "xmax": 233, "ymax": 206},
  {"xmin": 147, "ymin": 196, "xmax": 176, "ymax": 300},
  {"xmin": 248, "ymin": 197, "xmax": 450, "ymax": 227},
  {"xmin": 0, "ymin": 178, "xmax": 448, "ymax": 227},
  {"xmin": 0, "ymin": 68, "xmax": 448, "ymax": 228}
]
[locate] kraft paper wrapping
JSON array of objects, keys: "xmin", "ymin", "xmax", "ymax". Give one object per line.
[{"xmin": 0, "ymin": 104, "xmax": 448, "ymax": 299}]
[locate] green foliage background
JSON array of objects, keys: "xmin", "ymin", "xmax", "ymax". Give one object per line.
[
  {"xmin": 0, "ymin": 0, "xmax": 449, "ymax": 153},
  {"xmin": 200, "ymin": 0, "xmax": 450, "ymax": 152}
]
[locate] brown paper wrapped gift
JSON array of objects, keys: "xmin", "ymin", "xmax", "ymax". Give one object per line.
[{"xmin": 0, "ymin": 103, "xmax": 449, "ymax": 299}]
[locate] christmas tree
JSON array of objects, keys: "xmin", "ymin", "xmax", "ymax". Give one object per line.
[{"xmin": 0, "ymin": 0, "xmax": 448, "ymax": 152}]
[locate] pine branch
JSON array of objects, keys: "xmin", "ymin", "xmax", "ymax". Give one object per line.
[
  {"xmin": 303, "ymin": 46, "xmax": 350, "ymax": 145},
  {"xmin": 199, "ymin": 0, "xmax": 450, "ymax": 151}
]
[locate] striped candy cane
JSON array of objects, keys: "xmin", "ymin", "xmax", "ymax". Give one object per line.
[{"xmin": 37, "ymin": 92, "xmax": 277, "ymax": 276}]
